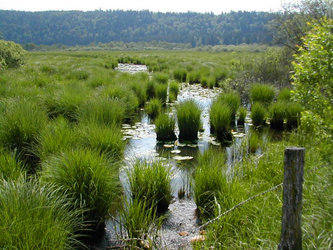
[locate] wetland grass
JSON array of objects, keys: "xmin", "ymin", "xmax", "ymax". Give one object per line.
[
  {"xmin": 0, "ymin": 178, "xmax": 85, "ymax": 249},
  {"xmin": 176, "ymin": 99, "xmax": 201, "ymax": 141},
  {"xmin": 194, "ymin": 150, "xmax": 228, "ymax": 218},
  {"xmin": 285, "ymin": 102, "xmax": 302, "ymax": 129},
  {"xmin": 155, "ymin": 84, "xmax": 168, "ymax": 105},
  {"xmin": 210, "ymin": 102, "xmax": 232, "ymax": 143},
  {"xmin": 128, "ymin": 161, "xmax": 172, "ymax": 213},
  {"xmin": 146, "ymin": 98, "xmax": 162, "ymax": 119},
  {"xmin": 269, "ymin": 101, "xmax": 286, "ymax": 130},
  {"xmin": 0, "ymin": 149, "xmax": 25, "ymax": 181},
  {"xmin": 237, "ymin": 106, "xmax": 247, "ymax": 125},
  {"xmin": 217, "ymin": 92, "xmax": 241, "ymax": 124},
  {"xmin": 251, "ymin": 102, "xmax": 266, "ymax": 127},
  {"xmin": 41, "ymin": 149, "xmax": 121, "ymax": 232},
  {"xmin": 169, "ymin": 81, "xmax": 180, "ymax": 102},
  {"xmin": 155, "ymin": 114, "xmax": 177, "ymax": 141},
  {"xmin": 250, "ymin": 83, "xmax": 275, "ymax": 105},
  {"xmin": 0, "ymin": 98, "xmax": 47, "ymax": 170}
]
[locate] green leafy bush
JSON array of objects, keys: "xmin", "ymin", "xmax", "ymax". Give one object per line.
[{"xmin": 0, "ymin": 40, "xmax": 26, "ymax": 69}]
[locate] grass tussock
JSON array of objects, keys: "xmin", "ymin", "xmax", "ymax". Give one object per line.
[
  {"xmin": 169, "ymin": 81, "xmax": 180, "ymax": 102},
  {"xmin": 210, "ymin": 102, "xmax": 232, "ymax": 143},
  {"xmin": 77, "ymin": 98, "xmax": 125, "ymax": 126},
  {"xmin": 251, "ymin": 102, "xmax": 266, "ymax": 127},
  {"xmin": 269, "ymin": 101, "xmax": 286, "ymax": 130},
  {"xmin": 250, "ymin": 83, "xmax": 275, "ymax": 105},
  {"xmin": 237, "ymin": 106, "xmax": 247, "ymax": 125},
  {"xmin": 146, "ymin": 98, "xmax": 162, "ymax": 119},
  {"xmin": 128, "ymin": 160, "xmax": 172, "ymax": 213},
  {"xmin": 217, "ymin": 92, "xmax": 241, "ymax": 123},
  {"xmin": 177, "ymin": 99, "xmax": 201, "ymax": 141},
  {"xmin": 0, "ymin": 178, "xmax": 84, "ymax": 249},
  {"xmin": 155, "ymin": 84, "xmax": 168, "ymax": 105},
  {"xmin": 155, "ymin": 114, "xmax": 177, "ymax": 141},
  {"xmin": 0, "ymin": 98, "xmax": 47, "ymax": 170},
  {"xmin": 0, "ymin": 149, "xmax": 25, "ymax": 181},
  {"xmin": 41, "ymin": 149, "xmax": 120, "ymax": 231}
]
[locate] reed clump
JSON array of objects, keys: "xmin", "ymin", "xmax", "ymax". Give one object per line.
[
  {"xmin": 177, "ymin": 99, "xmax": 201, "ymax": 141},
  {"xmin": 155, "ymin": 114, "xmax": 177, "ymax": 141}
]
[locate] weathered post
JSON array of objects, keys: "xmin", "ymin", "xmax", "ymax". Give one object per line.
[{"xmin": 279, "ymin": 147, "xmax": 305, "ymax": 250}]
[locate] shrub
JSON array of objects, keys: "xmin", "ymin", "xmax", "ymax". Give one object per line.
[
  {"xmin": 250, "ymin": 83, "xmax": 275, "ymax": 105},
  {"xmin": 210, "ymin": 102, "xmax": 232, "ymax": 143},
  {"xmin": 251, "ymin": 102, "xmax": 266, "ymax": 127},
  {"xmin": 269, "ymin": 102, "xmax": 286, "ymax": 130},
  {"xmin": 237, "ymin": 106, "xmax": 247, "ymax": 125},
  {"xmin": 173, "ymin": 69, "xmax": 187, "ymax": 82},
  {"xmin": 285, "ymin": 102, "xmax": 303, "ymax": 129},
  {"xmin": 194, "ymin": 150, "xmax": 228, "ymax": 218},
  {"xmin": 128, "ymin": 161, "xmax": 172, "ymax": 213},
  {"xmin": 169, "ymin": 81, "xmax": 179, "ymax": 102},
  {"xmin": 78, "ymin": 122, "xmax": 125, "ymax": 161},
  {"xmin": 146, "ymin": 98, "xmax": 162, "ymax": 119},
  {"xmin": 217, "ymin": 92, "xmax": 241, "ymax": 124},
  {"xmin": 77, "ymin": 98, "xmax": 125, "ymax": 126},
  {"xmin": 177, "ymin": 99, "xmax": 201, "ymax": 141},
  {"xmin": 0, "ymin": 40, "xmax": 26, "ymax": 69},
  {"xmin": 0, "ymin": 98, "xmax": 47, "ymax": 169},
  {"xmin": 41, "ymin": 149, "xmax": 120, "ymax": 231},
  {"xmin": 0, "ymin": 149, "xmax": 25, "ymax": 181},
  {"xmin": 0, "ymin": 179, "xmax": 84, "ymax": 249},
  {"xmin": 155, "ymin": 114, "xmax": 177, "ymax": 141},
  {"xmin": 155, "ymin": 84, "xmax": 168, "ymax": 105}
]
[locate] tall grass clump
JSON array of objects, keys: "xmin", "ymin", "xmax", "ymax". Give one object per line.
[
  {"xmin": 0, "ymin": 98, "xmax": 47, "ymax": 170},
  {"xmin": 251, "ymin": 102, "xmax": 266, "ymax": 127},
  {"xmin": 131, "ymin": 82, "xmax": 147, "ymax": 107},
  {"xmin": 78, "ymin": 122, "xmax": 125, "ymax": 160},
  {"xmin": 35, "ymin": 117, "xmax": 79, "ymax": 162},
  {"xmin": 119, "ymin": 198, "xmax": 163, "ymax": 248},
  {"xmin": 155, "ymin": 84, "xmax": 168, "ymax": 105},
  {"xmin": 285, "ymin": 102, "xmax": 303, "ymax": 129},
  {"xmin": 41, "ymin": 149, "xmax": 120, "ymax": 232},
  {"xmin": 153, "ymin": 72, "xmax": 169, "ymax": 84},
  {"xmin": 102, "ymin": 84, "xmax": 139, "ymax": 120},
  {"xmin": 277, "ymin": 88, "xmax": 291, "ymax": 102},
  {"xmin": 128, "ymin": 161, "xmax": 172, "ymax": 213},
  {"xmin": 177, "ymin": 99, "xmax": 201, "ymax": 141},
  {"xmin": 155, "ymin": 114, "xmax": 176, "ymax": 141},
  {"xmin": 173, "ymin": 69, "xmax": 187, "ymax": 82},
  {"xmin": 77, "ymin": 98, "xmax": 125, "ymax": 126},
  {"xmin": 269, "ymin": 101, "xmax": 286, "ymax": 130},
  {"xmin": 169, "ymin": 81, "xmax": 180, "ymax": 102},
  {"xmin": 146, "ymin": 81, "xmax": 156, "ymax": 100},
  {"xmin": 237, "ymin": 106, "xmax": 247, "ymax": 125},
  {"xmin": 0, "ymin": 149, "xmax": 25, "ymax": 180},
  {"xmin": 44, "ymin": 85, "xmax": 88, "ymax": 122},
  {"xmin": 187, "ymin": 71, "xmax": 201, "ymax": 84},
  {"xmin": 146, "ymin": 98, "xmax": 162, "ymax": 119},
  {"xmin": 218, "ymin": 92, "xmax": 241, "ymax": 123},
  {"xmin": 210, "ymin": 102, "xmax": 232, "ymax": 143},
  {"xmin": 0, "ymin": 179, "xmax": 84, "ymax": 249},
  {"xmin": 247, "ymin": 131, "xmax": 262, "ymax": 153},
  {"xmin": 194, "ymin": 150, "xmax": 229, "ymax": 218},
  {"xmin": 250, "ymin": 83, "xmax": 276, "ymax": 105}
]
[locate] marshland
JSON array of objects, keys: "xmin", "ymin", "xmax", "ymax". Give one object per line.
[{"xmin": 0, "ymin": 7, "xmax": 333, "ymax": 249}]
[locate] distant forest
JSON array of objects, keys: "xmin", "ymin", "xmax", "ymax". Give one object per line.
[{"xmin": 0, "ymin": 10, "xmax": 277, "ymax": 47}]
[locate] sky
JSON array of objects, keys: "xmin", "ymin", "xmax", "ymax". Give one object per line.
[{"xmin": 0, "ymin": 0, "xmax": 283, "ymax": 14}]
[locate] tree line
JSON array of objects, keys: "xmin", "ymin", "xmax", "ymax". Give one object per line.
[{"xmin": 0, "ymin": 10, "xmax": 277, "ymax": 47}]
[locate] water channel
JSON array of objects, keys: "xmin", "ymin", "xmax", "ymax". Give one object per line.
[{"xmin": 95, "ymin": 64, "xmax": 252, "ymax": 249}]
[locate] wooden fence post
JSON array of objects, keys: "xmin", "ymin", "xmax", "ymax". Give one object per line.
[{"xmin": 279, "ymin": 147, "xmax": 305, "ymax": 250}]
